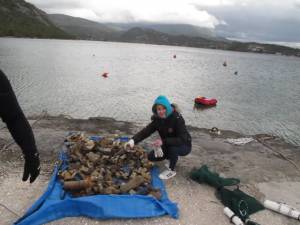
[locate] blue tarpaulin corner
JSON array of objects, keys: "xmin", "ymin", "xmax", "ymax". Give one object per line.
[{"xmin": 14, "ymin": 136, "xmax": 179, "ymax": 225}]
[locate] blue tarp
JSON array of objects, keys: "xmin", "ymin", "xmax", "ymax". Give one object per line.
[{"xmin": 14, "ymin": 136, "xmax": 179, "ymax": 225}]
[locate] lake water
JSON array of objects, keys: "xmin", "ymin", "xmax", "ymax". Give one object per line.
[{"xmin": 0, "ymin": 38, "xmax": 299, "ymax": 146}]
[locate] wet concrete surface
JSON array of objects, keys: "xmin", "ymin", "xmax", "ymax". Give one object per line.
[{"xmin": 0, "ymin": 116, "xmax": 300, "ymax": 225}]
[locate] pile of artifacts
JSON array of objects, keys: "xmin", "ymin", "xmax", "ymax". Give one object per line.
[{"xmin": 57, "ymin": 132, "xmax": 162, "ymax": 200}]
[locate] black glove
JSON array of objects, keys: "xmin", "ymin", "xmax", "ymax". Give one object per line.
[{"xmin": 22, "ymin": 153, "xmax": 41, "ymax": 183}]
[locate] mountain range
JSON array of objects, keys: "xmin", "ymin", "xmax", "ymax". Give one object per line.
[
  {"xmin": 0, "ymin": 0, "xmax": 75, "ymax": 39},
  {"xmin": 104, "ymin": 22, "xmax": 229, "ymax": 42},
  {"xmin": 47, "ymin": 14, "xmax": 227, "ymax": 42},
  {"xmin": 0, "ymin": 0, "xmax": 299, "ymax": 57},
  {"xmin": 47, "ymin": 14, "xmax": 122, "ymax": 40},
  {"xmin": 46, "ymin": 14, "xmax": 299, "ymax": 56}
]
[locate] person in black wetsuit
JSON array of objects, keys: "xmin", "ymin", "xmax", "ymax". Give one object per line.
[
  {"xmin": 125, "ymin": 95, "xmax": 192, "ymax": 180},
  {"xmin": 0, "ymin": 69, "xmax": 40, "ymax": 183}
]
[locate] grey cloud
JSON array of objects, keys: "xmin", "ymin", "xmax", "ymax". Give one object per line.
[
  {"xmin": 197, "ymin": 5, "xmax": 300, "ymax": 43},
  {"xmin": 93, "ymin": 10, "xmax": 137, "ymax": 23},
  {"xmin": 214, "ymin": 17, "xmax": 300, "ymax": 42},
  {"xmin": 26, "ymin": 0, "xmax": 300, "ymax": 44},
  {"xmin": 294, "ymin": 2, "xmax": 300, "ymax": 8},
  {"xmin": 29, "ymin": 1, "xmax": 83, "ymax": 10}
]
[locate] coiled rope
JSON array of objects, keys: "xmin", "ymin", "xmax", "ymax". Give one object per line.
[{"xmin": 222, "ymin": 137, "xmax": 256, "ymax": 145}]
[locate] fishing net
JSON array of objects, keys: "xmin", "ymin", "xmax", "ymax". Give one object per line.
[
  {"xmin": 189, "ymin": 165, "xmax": 240, "ymax": 188},
  {"xmin": 190, "ymin": 165, "xmax": 263, "ymax": 224},
  {"xmin": 222, "ymin": 137, "xmax": 256, "ymax": 145},
  {"xmin": 216, "ymin": 187, "xmax": 264, "ymax": 224}
]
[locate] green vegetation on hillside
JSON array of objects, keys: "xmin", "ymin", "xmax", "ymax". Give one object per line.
[
  {"xmin": 0, "ymin": 0, "xmax": 75, "ymax": 39},
  {"xmin": 47, "ymin": 14, "xmax": 123, "ymax": 40}
]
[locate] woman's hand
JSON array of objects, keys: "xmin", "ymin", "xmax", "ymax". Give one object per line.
[{"xmin": 152, "ymin": 140, "xmax": 163, "ymax": 147}]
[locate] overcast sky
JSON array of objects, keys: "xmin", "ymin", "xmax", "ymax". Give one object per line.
[{"xmin": 26, "ymin": 0, "xmax": 300, "ymax": 48}]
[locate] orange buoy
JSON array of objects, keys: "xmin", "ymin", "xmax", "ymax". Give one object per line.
[
  {"xmin": 223, "ymin": 61, "xmax": 227, "ymax": 66},
  {"xmin": 102, "ymin": 72, "xmax": 108, "ymax": 77},
  {"xmin": 173, "ymin": 54, "xmax": 177, "ymax": 58}
]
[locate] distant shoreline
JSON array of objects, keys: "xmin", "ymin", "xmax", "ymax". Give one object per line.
[{"xmin": 1, "ymin": 36, "xmax": 299, "ymax": 57}]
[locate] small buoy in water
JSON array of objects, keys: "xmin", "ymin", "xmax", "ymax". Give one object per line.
[
  {"xmin": 174, "ymin": 54, "xmax": 176, "ymax": 58},
  {"xmin": 234, "ymin": 71, "xmax": 238, "ymax": 75},
  {"xmin": 223, "ymin": 61, "xmax": 227, "ymax": 66},
  {"xmin": 102, "ymin": 72, "xmax": 108, "ymax": 77}
]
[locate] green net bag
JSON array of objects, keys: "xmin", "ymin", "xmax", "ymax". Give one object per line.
[{"xmin": 189, "ymin": 165, "xmax": 240, "ymax": 188}]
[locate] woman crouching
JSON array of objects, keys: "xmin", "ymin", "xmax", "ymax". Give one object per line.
[{"xmin": 125, "ymin": 95, "xmax": 192, "ymax": 179}]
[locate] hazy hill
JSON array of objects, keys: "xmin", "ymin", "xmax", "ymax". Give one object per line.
[
  {"xmin": 0, "ymin": 0, "xmax": 75, "ymax": 39},
  {"xmin": 112, "ymin": 27, "xmax": 215, "ymax": 48},
  {"xmin": 113, "ymin": 27, "xmax": 168, "ymax": 43},
  {"xmin": 112, "ymin": 27, "xmax": 300, "ymax": 56},
  {"xmin": 228, "ymin": 42, "xmax": 300, "ymax": 56},
  {"xmin": 47, "ymin": 14, "xmax": 124, "ymax": 40},
  {"xmin": 47, "ymin": 14, "xmax": 227, "ymax": 42},
  {"xmin": 105, "ymin": 23, "xmax": 228, "ymax": 42}
]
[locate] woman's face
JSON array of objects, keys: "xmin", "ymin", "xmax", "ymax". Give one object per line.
[{"xmin": 156, "ymin": 104, "xmax": 167, "ymax": 118}]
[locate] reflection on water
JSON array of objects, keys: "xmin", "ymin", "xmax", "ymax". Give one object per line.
[
  {"xmin": 193, "ymin": 104, "xmax": 217, "ymax": 111},
  {"xmin": 0, "ymin": 38, "xmax": 299, "ymax": 146}
]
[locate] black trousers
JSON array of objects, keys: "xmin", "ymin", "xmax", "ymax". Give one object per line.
[{"xmin": 148, "ymin": 144, "xmax": 191, "ymax": 171}]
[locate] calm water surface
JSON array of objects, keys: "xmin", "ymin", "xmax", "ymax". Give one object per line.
[{"xmin": 0, "ymin": 38, "xmax": 299, "ymax": 145}]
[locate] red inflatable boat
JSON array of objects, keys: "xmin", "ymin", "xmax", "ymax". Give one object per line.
[{"xmin": 194, "ymin": 96, "xmax": 217, "ymax": 105}]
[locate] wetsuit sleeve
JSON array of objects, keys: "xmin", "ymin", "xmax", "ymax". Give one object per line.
[
  {"xmin": 0, "ymin": 70, "xmax": 38, "ymax": 156},
  {"xmin": 162, "ymin": 116, "xmax": 192, "ymax": 146},
  {"xmin": 132, "ymin": 121, "xmax": 157, "ymax": 144}
]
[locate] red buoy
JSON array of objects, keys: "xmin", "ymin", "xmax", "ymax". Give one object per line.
[{"xmin": 102, "ymin": 72, "xmax": 108, "ymax": 77}]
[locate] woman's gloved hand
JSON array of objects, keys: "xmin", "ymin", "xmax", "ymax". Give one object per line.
[
  {"xmin": 22, "ymin": 152, "xmax": 41, "ymax": 183},
  {"xmin": 124, "ymin": 139, "xmax": 134, "ymax": 149},
  {"xmin": 154, "ymin": 146, "xmax": 164, "ymax": 158}
]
